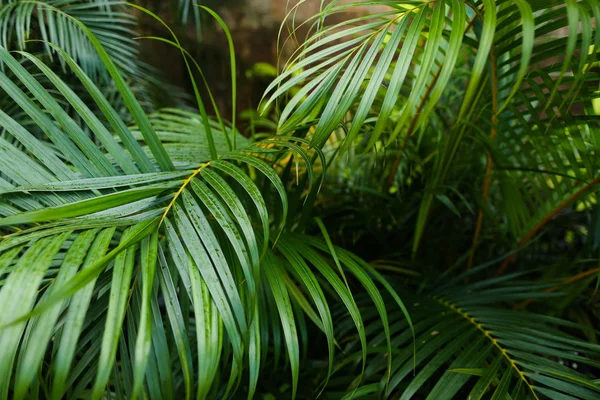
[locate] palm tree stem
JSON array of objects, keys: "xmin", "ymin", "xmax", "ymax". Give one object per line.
[
  {"xmin": 385, "ymin": 67, "xmax": 442, "ymax": 190},
  {"xmin": 467, "ymin": 44, "xmax": 498, "ymax": 271},
  {"xmin": 496, "ymin": 175, "xmax": 600, "ymax": 276},
  {"xmin": 385, "ymin": 13, "xmax": 480, "ymax": 191},
  {"xmin": 439, "ymin": 298, "xmax": 540, "ymax": 400},
  {"xmin": 158, "ymin": 162, "xmax": 211, "ymax": 226},
  {"xmin": 517, "ymin": 267, "xmax": 600, "ymax": 308}
]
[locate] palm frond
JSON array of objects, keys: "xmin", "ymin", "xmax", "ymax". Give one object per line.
[
  {"xmin": 0, "ymin": 16, "xmax": 406, "ymax": 397},
  {"xmin": 328, "ymin": 279, "xmax": 600, "ymax": 399},
  {"xmin": 1, "ymin": 2, "xmax": 598, "ymax": 398},
  {"xmin": 262, "ymin": 0, "xmax": 476, "ymax": 150},
  {"xmin": 0, "ymin": 0, "xmax": 140, "ymax": 80},
  {"xmin": 263, "ymin": 0, "xmax": 599, "ymax": 257}
]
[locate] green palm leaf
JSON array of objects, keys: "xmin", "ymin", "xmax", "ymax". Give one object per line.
[
  {"xmin": 0, "ymin": 0, "xmax": 140, "ymax": 80},
  {"xmin": 0, "ymin": 12, "xmax": 406, "ymax": 397},
  {"xmin": 329, "ymin": 280, "xmax": 600, "ymax": 399},
  {"xmin": 264, "ymin": 0, "xmax": 599, "ymax": 258}
]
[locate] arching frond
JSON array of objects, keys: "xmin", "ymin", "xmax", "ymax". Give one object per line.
[
  {"xmin": 0, "ymin": 0, "xmax": 141, "ymax": 80},
  {"xmin": 263, "ymin": 0, "xmax": 599, "ymax": 257},
  {"xmin": 263, "ymin": 0, "xmax": 477, "ymax": 150},
  {"xmin": 328, "ymin": 280, "xmax": 600, "ymax": 399},
  {"xmin": 0, "ymin": 16, "xmax": 407, "ymax": 397},
  {"xmin": 1, "ymin": 2, "xmax": 598, "ymax": 399}
]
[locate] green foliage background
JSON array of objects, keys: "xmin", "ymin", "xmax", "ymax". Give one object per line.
[{"xmin": 0, "ymin": 0, "xmax": 599, "ymax": 399}]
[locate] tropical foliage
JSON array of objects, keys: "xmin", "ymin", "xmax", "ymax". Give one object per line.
[{"xmin": 0, "ymin": 0, "xmax": 599, "ymax": 399}]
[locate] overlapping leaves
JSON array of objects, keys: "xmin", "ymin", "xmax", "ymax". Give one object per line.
[
  {"xmin": 0, "ymin": 7, "xmax": 408, "ymax": 399},
  {"xmin": 0, "ymin": 0, "xmax": 141, "ymax": 79},
  {"xmin": 264, "ymin": 0, "xmax": 600, "ymax": 256},
  {"xmin": 326, "ymin": 278, "xmax": 600, "ymax": 399},
  {"xmin": 491, "ymin": 0, "xmax": 600, "ymax": 243}
]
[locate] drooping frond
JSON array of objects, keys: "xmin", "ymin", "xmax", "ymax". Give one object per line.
[
  {"xmin": 128, "ymin": 108, "xmax": 248, "ymax": 165},
  {"xmin": 262, "ymin": 0, "xmax": 478, "ymax": 150},
  {"xmin": 0, "ymin": 14, "xmax": 407, "ymax": 398},
  {"xmin": 263, "ymin": 0, "xmax": 600, "ymax": 257},
  {"xmin": 1, "ymin": 2, "xmax": 598, "ymax": 398},
  {"xmin": 0, "ymin": 0, "xmax": 141, "ymax": 80},
  {"xmin": 491, "ymin": 0, "xmax": 600, "ymax": 245},
  {"xmin": 328, "ymin": 279, "xmax": 600, "ymax": 399}
]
